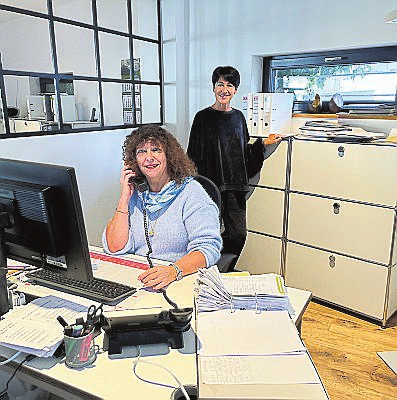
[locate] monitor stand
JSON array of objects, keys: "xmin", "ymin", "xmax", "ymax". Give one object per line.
[{"xmin": 0, "ymin": 212, "xmax": 10, "ymax": 317}]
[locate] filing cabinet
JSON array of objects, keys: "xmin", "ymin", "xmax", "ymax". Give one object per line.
[
  {"xmin": 286, "ymin": 243, "xmax": 397, "ymax": 320},
  {"xmin": 238, "ymin": 137, "xmax": 397, "ymax": 325},
  {"xmin": 237, "ymin": 140, "xmax": 288, "ymax": 275},
  {"xmin": 237, "ymin": 232, "xmax": 282, "ymax": 275}
]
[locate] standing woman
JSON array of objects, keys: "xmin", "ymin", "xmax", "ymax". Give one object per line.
[
  {"xmin": 103, "ymin": 125, "xmax": 222, "ymax": 290},
  {"xmin": 187, "ymin": 66, "xmax": 282, "ymax": 271}
]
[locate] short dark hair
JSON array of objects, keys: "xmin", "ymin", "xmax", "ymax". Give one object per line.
[
  {"xmin": 123, "ymin": 125, "xmax": 196, "ymax": 184},
  {"xmin": 212, "ymin": 66, "xmax": 240, "ymax": 88}
]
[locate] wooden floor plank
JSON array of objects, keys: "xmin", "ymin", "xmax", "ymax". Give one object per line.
[{"xmin": 302, "ymin": 302, "xmax": 397, "ymax": 399}]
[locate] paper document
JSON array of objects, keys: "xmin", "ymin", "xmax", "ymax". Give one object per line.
[
  {"xmin": 200, "ymin": 354, "xmax": 321, "ymax": 385},
  {"xmin": 195, "ymin": 266, "xmax": 293, "ymax": 313},
  {"xmin": 0, "ymin": 296, "xmax": 88, "ymax": 357},
  {"xmin": 197, "ymin": 310, "xmax": 305, "ymax": 356}
]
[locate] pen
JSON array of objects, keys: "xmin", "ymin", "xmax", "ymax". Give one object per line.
[{"xmin": 56, "ymin": 315, "xmax": 69, "ymax": 328}]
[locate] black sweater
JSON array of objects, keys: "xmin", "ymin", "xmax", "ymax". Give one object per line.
[{"xmin": 187, "ymin": 107, "xmax": 265, "ymax": 192}]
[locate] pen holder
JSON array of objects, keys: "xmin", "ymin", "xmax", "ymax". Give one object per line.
[{"xmin": 64, "ymin": 328, "xmax": 96, "ymax": 369}]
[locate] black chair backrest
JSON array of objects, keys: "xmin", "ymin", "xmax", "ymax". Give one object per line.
[
  {"xmin": 193, "ymin": 175, "xmax": 237, "ymax": 272},
  {"xmin": 193, "ymin": 175, "xmax": 221, "ymax": 211}
]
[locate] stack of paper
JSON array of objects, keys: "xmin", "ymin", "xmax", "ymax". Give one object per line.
[
  {"xmin": 196, "ymin": 309, "xmax": 322, "ymax": 386},
  {"xmin": 0, "ymin": 296, "xmax": 88, "ymax": 357},
  {"xmin": 195, "ymin": 266, "xmax": 293, "ymax": 313},
  {"xmin": 298, "ymin": 120, "xmax": 386, "ymax": 141}
]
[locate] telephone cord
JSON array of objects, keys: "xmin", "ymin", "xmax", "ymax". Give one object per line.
[{"xmin": 143, "ymin": 208, "xmax": 178, "ymax": 309}]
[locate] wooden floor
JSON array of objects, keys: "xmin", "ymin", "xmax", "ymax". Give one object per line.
[{"xmin": 301, "ymin": 301, "xmax": 397, "ymax": 399}]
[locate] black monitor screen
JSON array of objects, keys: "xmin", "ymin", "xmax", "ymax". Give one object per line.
[{"xmin": 0, "ymin": 158, "xmax": 93, "ymax": 282}]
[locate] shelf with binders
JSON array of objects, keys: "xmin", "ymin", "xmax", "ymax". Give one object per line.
[
  {"xmin": 121, "ymin": 58, "xmax": 142, "ymax": 125},
  {"xmin": 121, "ymin": 83, "xmax": 142, "ymax": 125}
]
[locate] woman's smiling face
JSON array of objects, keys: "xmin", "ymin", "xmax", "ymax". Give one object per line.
[
  {"xmin": 213, "ymin": 77, "xmax": 237, "ymax": 106},
  {"xmin": 135, "ymin": 141, "xmax": 169, "ymax": 183}
]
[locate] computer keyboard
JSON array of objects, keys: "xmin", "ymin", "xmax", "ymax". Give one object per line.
[{"xmin": 26, "ymin": 269, "xmax": 137, "ymax": 303}]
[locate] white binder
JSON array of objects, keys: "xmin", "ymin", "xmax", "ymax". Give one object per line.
[
  {"xmin": 251, "ymin": 93, "xmax": 260, "ymax": 135},
  {"xmin": 254, "ymin": 93, "xmax": 294, "ymax": 137},
  {"xmin": 242, "ymin": 93, "xmax": 253, "ymax": 135}
]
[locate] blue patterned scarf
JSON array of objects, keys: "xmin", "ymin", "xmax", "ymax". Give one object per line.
[{"xmin": 138, "ymin": 176, "xmax": 193, "ymax": 213}]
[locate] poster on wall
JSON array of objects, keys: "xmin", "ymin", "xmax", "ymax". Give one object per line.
[{"xmin": 121, "ymin": 58, "xmax": 142, "ymax": 124}]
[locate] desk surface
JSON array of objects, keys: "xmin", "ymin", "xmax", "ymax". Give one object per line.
[{"xmin": 1, "ymin": 255, "xmax": 321, "ymax": 400}]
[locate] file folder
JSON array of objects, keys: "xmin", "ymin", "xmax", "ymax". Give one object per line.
[
  {"xmin": 242, "ymin": 93, "xmax": 253, "ymax": 135},
  {"xmin": 253, "ymin": 93, "xmax": 294, "ymax": 137}
]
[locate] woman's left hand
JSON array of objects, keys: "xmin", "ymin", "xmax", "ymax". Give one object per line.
[{"xmin": 138, "ymin": 265, "xmax": 177, "ymax": 290}]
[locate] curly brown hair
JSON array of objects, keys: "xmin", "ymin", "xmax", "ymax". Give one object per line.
[{"xmin": 123, "ymin": 125, "xmax": 196, "ymax": 184}]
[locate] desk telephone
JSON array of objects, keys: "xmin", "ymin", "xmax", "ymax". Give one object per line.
[{"xmin": 102, "ymin": 307, "xmax": 193, "ymax": 355}]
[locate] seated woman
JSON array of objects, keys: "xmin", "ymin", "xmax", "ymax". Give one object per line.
[{"xmin": 102, "ymin": 125, "xmax": 222, "ymax": 290}]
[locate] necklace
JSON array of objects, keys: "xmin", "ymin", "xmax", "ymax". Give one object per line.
[{"xmin": 147, "ymin": 211, "xmax": 159, "ymax": 236}]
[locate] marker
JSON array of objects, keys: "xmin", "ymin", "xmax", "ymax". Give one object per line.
[
  {"xmin": 72, "ymin": 324, "xmax": 84, "ymax": 337},
  {"xmin": 64, "ymin": 325, "xmax": 74, "ymax": 337},
  {"xmin": 56, "ymin": 315, "xmax": 69, "ymax": 328}
]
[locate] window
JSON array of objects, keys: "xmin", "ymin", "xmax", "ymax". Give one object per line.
[
  {"xmin": 0, "ymin": 0, "xmax": 163, "ymax": 138},
  {"xmin": 263, "ymin": 46, "xmax": 397, "ymax": 113}
]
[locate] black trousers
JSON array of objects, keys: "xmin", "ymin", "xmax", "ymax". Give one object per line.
[{"xmin": 220, "ymin": 191, "xmax": 247, "ymax": 271}]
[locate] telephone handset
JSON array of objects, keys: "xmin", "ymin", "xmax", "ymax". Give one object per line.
[{"xmin": 128, "ymin": 174, "xmax": 149, "ymax": 192}]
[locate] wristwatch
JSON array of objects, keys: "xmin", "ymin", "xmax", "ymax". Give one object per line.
[{"xmin": 169, "ymin": 263, "xmax": 183, "ymax": 281}]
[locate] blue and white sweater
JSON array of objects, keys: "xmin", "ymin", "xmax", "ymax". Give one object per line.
[{"xmin": 102, "ymin": 179, "xmax": 222, "ymax": 267}]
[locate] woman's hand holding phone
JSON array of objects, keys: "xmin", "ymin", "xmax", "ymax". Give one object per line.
[{"xmin": 120, "ymin": 165, "xmax": 136, "ymax": 199}]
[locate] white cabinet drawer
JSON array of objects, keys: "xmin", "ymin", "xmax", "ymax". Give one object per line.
[
  {"xmin": 237, "ymin": 232, "xmax": 282, "ymax": 275},
  {"xmin": 288, "ymin": 193, "xmax": 394, "ymax": 264},
  {"xmin": 13, "ymin": 119, "xmax": 41, "ymax": 132},
  {"xmin": 290, "ymin": 140, "xmax": 397, "ymax": 206},
  {"xmin": 250, "ymin": 140, "xmax": 288, "ymax": 189},
  {"xmin": 285, "ymin": 243, "xmax": 389, "ymax": 320},
  {"xmin": 247, "ymin": 187, "xmax": 284, "ymax": 236}
]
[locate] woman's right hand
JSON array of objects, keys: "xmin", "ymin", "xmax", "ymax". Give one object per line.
[{"xmin": 120, "ymin": 165, "xmax": 136, "ymax": 199}]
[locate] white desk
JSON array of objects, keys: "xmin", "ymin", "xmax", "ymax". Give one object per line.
[{"xmin": 1, "ymin": 257, "xmax": 320, "ymax": 400}]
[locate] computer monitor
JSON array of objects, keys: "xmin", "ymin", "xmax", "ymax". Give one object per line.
[{"xmin": 0, "ymin": 158, "xmax": 93, "ymax": 316}]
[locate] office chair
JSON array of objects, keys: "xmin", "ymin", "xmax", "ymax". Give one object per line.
[{"xmin": 193, "ymin": 175, "xmax": 237, "ymax": 273}]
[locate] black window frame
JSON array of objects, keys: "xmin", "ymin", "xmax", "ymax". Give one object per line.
[
  {"xmin": 0, "ymin": 0, "xmax": 163, "ymax": 139},
  {"xmin": 262, "ymin": 45, "xmax": 397, "ymax": 112}
]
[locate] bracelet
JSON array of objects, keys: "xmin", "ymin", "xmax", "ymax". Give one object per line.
[{"xmin": 115, "ymin": 209, "xmax": 129, "ymax": 214}]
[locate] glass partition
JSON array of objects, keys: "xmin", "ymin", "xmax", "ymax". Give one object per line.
[
  {"xmin": 0, "ymin": 11, "xmax": 53, "ymax": 73},
  {"xmin": 55, "ymin": 22, "xmax": 97, "ymax": 77},
  {"xmin": 102, "ymin": 82, "xmax": 123, "ymax": 126},
  {"xmin": 0, "ymin": 0, "xmax": 162, "ymax": 138},
  {"xmin": 141, "ymin": 84, "xmax": 160, "ymax": 123},
  {"xmin": 131, "ymin": 0, "xmax": 158, "ymax": 40},
  {"xmin": 99, "ymin": 32, "xmax": 130, "ymax": 80},
  {"xmin": 134, "ymin": 39, "xmax": 159, "ymax": 82},
  {"xmin": 97, "ymin": 0, "xmax": 128, "ymax": 33},
  {"xmin": 52, "ymin": 0, "xmax": 92, "ymax": 25},
  {"xmin": 0, "ymin": 0, "xmax": 47, "ymax": 14}
]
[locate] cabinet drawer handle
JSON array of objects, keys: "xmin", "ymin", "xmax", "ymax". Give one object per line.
[
  {"xmin": 329, "ymin": 255, "xmax": 336, "ymax": 268},
  {"xmin": 338, "ymin": 146, "xmax": 345, "ymax": 157},
  {"xmin": 333, "ymin": 202, "xmax": 340, "ymax": 214}
]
